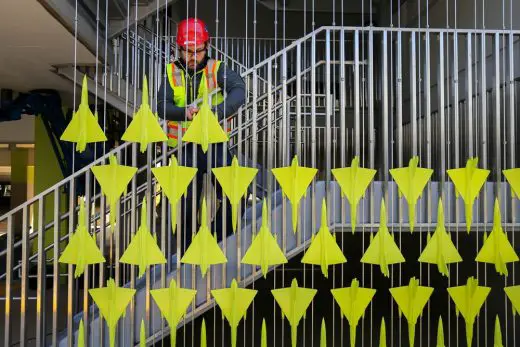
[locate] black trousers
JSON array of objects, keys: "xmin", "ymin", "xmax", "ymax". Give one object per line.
[{"xmin": 178, "ymin": 143, "xmax": 239, "ymax": 252}]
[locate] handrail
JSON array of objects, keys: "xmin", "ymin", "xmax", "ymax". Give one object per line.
[{"xmin": 0, "ymin": 25, "xmax": 347, "ymax": 222}]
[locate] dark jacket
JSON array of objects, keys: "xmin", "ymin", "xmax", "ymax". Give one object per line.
[{"xmin": 157, "ymin": 56, "xmax": 246, "ymax": 121}]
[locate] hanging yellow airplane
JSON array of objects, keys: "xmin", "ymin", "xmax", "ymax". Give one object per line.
[
  {"xmin": 301, "ymin": 199, "xmax": 347, "ymax": 278},
  {"xmin": 212, "ymin": 156, "xmax": 258, "ymax": 233},
  {"xmin": 475, "ymin": 198, "xmax": 519, "ymax": 276},
  {"xmin": 503, "ymin": 168, "xmax": 520, "ymax": 199},
  {"xmin": 389, "ymin": 277, "xmax": 434, "ymax": 347},
  {"xmin": 436, "ymin": 317, "xmax": 445, "ymax": 347},
  {"xmin": 89, "ymin": 278, "xmax": 136, "ymax": 347},
  {"xmin": 261, "ymin": 319, "xmax": 267, "ymax": 347},
  {"xmin": 242, "ymin": 199, "xmax": 287, "ymax": 277},
  {"xmin": 361, "ymin": 199, "xmax": 405, "ymax": 277},
  {"xmin": 320, "ymin": 319, "xmax": 327, "ymax": 347},
  {"xmin": 271, "ymin": 156, "xmax": 317, "ymax": 233},
  {"xmin": 504, "ymin": 285, "xmax": 520, "ymax": 316},
  {"xmin": 182, "ymin": 97, "xmax": 228, "ymax": 153},
  {"xmin": 331, "ymin": 278, "xmax": 376, "ymax": 347},
  {"xmin": 200, "ymin": 319, "xmax": 207, "ymax": 347},
  {"xmin": 151, "ymin": 155, "xmax": 197, "ymax": 235},
  {"xmin": 211, "ymin": 278, "xmax": 257, "ymax": 347},
  {"xmin": 447, "ymin": 157, "xmax": 490, "ymax": 233},
  {"xmin": 180, "ymin": 197, "xmax": 227, "ymax": 276},
  {"xmin": 493, "ymin": 315, "xmax": 503, "ymax": 347},
  {"xmin": 121, "ymin": 75, "xmax": 168, "ymax": 152},
  {"xmin": 447, "ymin": 276, "xmax": 491, "ymax": 347},
  {"xmin": 150, "ymin": 278, "xmax": 197, "ymax": 347},
  {"xmin": 119, "ymin": 197, "xmax": 167, "ymax": 278},
  {"xmin": 389, "ymin": 156, "xmax": 433, "ymax": 232},
  {"xmin": 140, "ymin": 320, "xmax": 146, "ymax": 347},
  {"xmin": 271, "ymin": 278, "xmax": 317, "ymax": 347},
  {"xmin": 59, "ymin": 197, "xmax": 105, "ymax": 278},
  {"xmin": 418, "ymin": 198, "xmax": 462, "ymax": 276},
  {"xmin": 332, "ymin": 156, "xmax": 377, "ymax": 233},
  {"xmin": 60, "ymin": 75, "xmax": 107, "ymax": 153},
  {"xmin": 77, "ymin": 319, "xmax": 85, "ymax": 347},
  {"xmin": 379, "ymin": 318, "xmax": 387, "ymax": 347},
  {"xmin": 91, "ymin": 154, "xmax": 137, "ymax": 232}
]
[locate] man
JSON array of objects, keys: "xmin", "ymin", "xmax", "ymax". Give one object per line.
[{"xmin": 157, "ymin": 18, "xmax": 246, "ymax": 249}]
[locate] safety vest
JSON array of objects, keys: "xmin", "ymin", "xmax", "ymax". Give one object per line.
[{"xmin": 166, "ymin": 59, "xmax": 226, "ymax": 147}]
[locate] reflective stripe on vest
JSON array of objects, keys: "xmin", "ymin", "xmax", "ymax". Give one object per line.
[{"xmin": 166, "ymin": 59, "xmax": 226, "ymax": 147}]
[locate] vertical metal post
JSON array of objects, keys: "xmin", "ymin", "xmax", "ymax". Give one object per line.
[
  {"xmin": 382, "ymin": 31, "xmax": 389, "ymax": 194},
  {"xmin": 325, "ymin": 29, "xmax": 332, "ymax": 204},
  {"xmin": 467, "ymin": 33, "xmax": 474, "ymax": 157},
  {"xmin": 20, "ymin": 206, "xmax": 28, "ymax": 347},
  {"xmin": 397, "ymin": 32, "xmax": 403, "ymax": 166},
  {"xmin": 439, "ymin": 32, "xmax": 446, "ymax": 198},
  {"xmin": 296, "ymin": 43, "xmax": 302, "ymax": 158},
  {"xmin": 52, "ymin": 188, "xmax": 60, "ymax": 347},
  {"xmin": 411, "ymin": 32, "xmax": 417, "ymax": 156},
  {"xmin": 354, "ymin": 30, "xmax": 360, "ymax": 157},
  {"xmin": 35, "ymin": 197, "xmax": 45, "ymax": 347},
  {"xmin": 368, "ymin": 29, "xmax": 374, "ymax": 168},
  {"xmin": 494, "ymin": 33, "xmax": 501, "ymax": 191},
  {"xmin": 3, "ymin": 215, "xmax": 12, "ymax": 347}
]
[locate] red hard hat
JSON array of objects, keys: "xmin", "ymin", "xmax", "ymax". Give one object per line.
[{"xmin": 176, "ymin": 18, "xmax": 210, "ymax": 48}]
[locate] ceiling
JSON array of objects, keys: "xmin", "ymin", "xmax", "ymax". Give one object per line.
[{"xmin": 0, "ymin": 0, "xmax": 96, "ymax": 106}]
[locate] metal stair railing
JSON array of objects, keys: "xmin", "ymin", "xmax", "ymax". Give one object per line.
[{"xmin": 4, "ymin": 26, "xmax": 520, "ymax": 347}]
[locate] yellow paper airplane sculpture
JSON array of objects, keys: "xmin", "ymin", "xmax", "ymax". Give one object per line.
[
  {"xmin": 59, "ymin": 197, "xmax": 105, "ymax": 278},
  {"xmin": 271, "ymin": 278, "xmax": 317, "ymax": 347},
  {"xmin": 77, "ymin": 319, "xmax": 85, "ymax": 347},
  {"xmin": 503, "ymin": 168, "xmax": 520, "ymax": 198},
  {"xmin": 140, "ymin": 320, "xmax": 146, "ymax": 347},
  {"xmin": 89, "ymin": 278, "xmax": 136, "ymax": 347},
  {"xmin": 121, "ymin": 75, "xmax": 167, "ymax": 152},
  {"xmin": 242, "ymin": 199, "xmax": 287, "ymax": 277},
  {"xmin": 271, "ymin": 156, "xmax": 318, "ymax": 233},
  {"xmin": 504, "ymin": 286, "xmax": 520, "ymax": 315},
  {"xmin": 447, "ymin": 276, "xmax": 490, "ymax": 347},
  {"xmin": 119, "ymin": 197, "xmax": 166, "ymax": 278},
  {"xmin": 389, "ymin": 277, "xmax": 434, "ymax": 347},
  {"xmin": 301, "ymin": 199, "xmax": 347, "ymax": 278},
  {"xmin": 332, "ymin": 156, "xmax": 377, "ymax": 233},
  {"xmin": 150, "ymin": 278, "xmax": 197, "ymax": 347},
  {"xmin": 180, "ymin": 197, "xmax": 227, "ymax": 276},
  {"xmin": 91, "ymin": 154, "xmax": 137, "ymax": 231},
  {"xmin": 379, "ymin": 318, "xmax": 387, "ymax": 347},
  {"xmin": 475, "ymin": 199, "xmax": 519, "ymax": 276},
  {"xmin": 436, "ymin": 317, "xmax": 445, "ymax": 347},
  {"xmin": 418, "ymin": 198, "xmax": 462, "ymax": 276},
  {"xmin": 60, "ymin": 75, "xmax": 107, "ymax": 153},
  {"xmin": 389, "ymin": 156, "xmax": 433, "ymax": 232},
  {"xmin": 320, "ymin": 319, "xmax": 327, "ymax": 347},
  {"xmin": 212, "ymin": 156, "xmax": 258, "ymax": 232},
  {"xmin": 361, "ymin": 200, "xmax": 405, "ymax": 277},
  {"xmin": 151, "ymin": 155, "xmax": 197, "ymax": 235},
  {"xmin": 182, "ymin": 102, "xmax": 228, "ymax": 153},
  {"xmin": 200, "ymin": 319, "xmax": 207, "ymax": 347},
  {"xmin": 331, "ymin": 278, "xmax": 376, "ymax": 347},
  {"xmin": 211, "ymin": 278, "xmax": 258, "ymax": 347},
  {"xmin": 493, "ymin": 316, "xmax": 503, "ymax": 347},
  {"xmin": 261, "ymin": 319, "xmax": 267, "ymax": 347},
  {"xmin": 447, "ymin": 157, "xmax": 490, "ymax": 233}
]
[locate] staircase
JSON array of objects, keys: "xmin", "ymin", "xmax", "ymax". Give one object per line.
[{"xmin": 2, "ymin": 25, "xmax": 520, "ymax": 347}]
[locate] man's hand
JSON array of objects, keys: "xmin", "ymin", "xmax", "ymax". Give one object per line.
[{"xmin": 186, "ymin": 105, "xmax": 199, "ymax": 120}]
